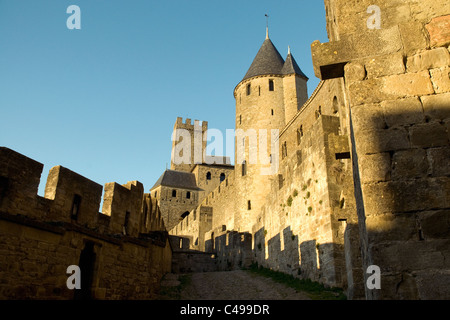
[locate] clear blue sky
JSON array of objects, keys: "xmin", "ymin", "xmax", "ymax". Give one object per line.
[{"xmin": 0, "ymin": 0, "xmax": 329, "ymax": 196}]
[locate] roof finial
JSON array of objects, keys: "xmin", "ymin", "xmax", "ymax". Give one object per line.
[
  {"xmin": 288, "ymin": 45, "xmax": 291, "ymax": 55},
  {"xmin": 265, "ymin": 14, "xmax": 269, "ymax": 39}
]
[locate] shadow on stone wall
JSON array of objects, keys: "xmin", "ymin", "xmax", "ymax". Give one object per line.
[{"xmin": 349, "ymin": 102, "xmax": 450, "ymax": 299}]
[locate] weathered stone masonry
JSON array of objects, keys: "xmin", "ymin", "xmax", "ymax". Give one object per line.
[
  {"xmin": 168, "ymin": 0, "xmax": 450, "ymax": 300},
  {"xmin": 0, "ymin": 147, "xmax": 172, "ymax": 299}
]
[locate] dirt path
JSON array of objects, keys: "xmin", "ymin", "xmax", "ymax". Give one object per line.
[{"xmin": 159, "ymin": 270, "xmax": 311, "ymax": 300}]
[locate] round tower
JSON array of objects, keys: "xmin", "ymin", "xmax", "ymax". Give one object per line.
[{"xmin": 234, "ymin": 31, "xmax": 292, "ymax": 232}]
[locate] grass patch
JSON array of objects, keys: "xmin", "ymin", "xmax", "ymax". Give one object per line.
[
  {"xmin": 247, "ymin": 264, "xmax": 346, "ymax": 300},
  {"xmin": 156, "ymin": 274, "xmax": 192, "ymax": 300}
]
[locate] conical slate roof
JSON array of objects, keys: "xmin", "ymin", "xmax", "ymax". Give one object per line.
[
  {"xmin": 281, "ymin": 52, "xmax": 309, "ymax": 79},
  {"xmin": 242, "ymin": 35, "xmax": 308, "ymax": 82},
  {"xmin": 242, "ymin": 37, "xmax": 285, "ymax": 81}
]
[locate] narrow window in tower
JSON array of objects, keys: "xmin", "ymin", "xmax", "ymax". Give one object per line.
[
  {"xmin": 316, "ymin": 106, "xmax": 322, "ymax": 119},
  {"xmin": 206, "ymin": 172, "xmax": 211, "ymax": 180},
  {"xmin": 269, "ymin": 154, "xmax": 272, "ymax": 163},
  {"xmin": 155, "ymin": 191, "xmax": 157, "ymax": 197},
  {"xmin": 248, "ymin": 200, "xmax": 251, "ymax": 210},
  {"xmin": 246, "ymin": 84, "xmax": 251, "ymax": 96},
  {"xmin": 269, "ymin": 79, "xmax": 274, "ymax": 91},
  {"xmin": 271, "ymin": 109, "xmax": 274, "ymax": 116},
  {"xmin": 172, "ymin": 189, "xmax": 177, "ymax": 197},
  {"xmin": 123, "ymin": 211, "xmax": 130, "ymax": 235},
  {"xmin": 186, "ymin": 191, "xmax": 191, "ymax": 199},
  {"xmin": 242, "ymin": 160, "xmax": 247, "ymax": 176},
  {"xmin": 220, "ymin": 173, "xmax": 226, "ymax": 182},
  {"xmin": 239, "ymin": 115, "xmax": 242, "ymax": 125},
  {"xmin": 71, "ymin": 194, "xmax": 82, "ymax": 221},
  {"xmin": 282, "ymin": 142, "xmax": 287, "ymax": 159},
  {"xmin": 259, "ymin": 86, "xmax": 261, "ymax": 96}
]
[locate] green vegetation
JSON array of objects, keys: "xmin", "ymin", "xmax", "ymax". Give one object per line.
[
  {"xmin": 247, "ymin": 264, "xmax": 346, "ymax": 300},
  {"xmin": 302, "ymin": 184, "xmax": 307, "ymax": 191},
  {"xmin": 293, "ymin": 189, "xmax": 298, "ymax": 197},
  {"xmin": 156, "ymin": 274, "xmax": 191, "ymax": 300},
  {"xmin": 308, "ymin": 206, "xmax": 313, "ymax": 213},
  {"xmin": 287, "ymin": 196, "xmax": 293, "ymax": 207},
  {"xmin": 306, "ymin": 191, "xmax": 311, "ymax": 199}
]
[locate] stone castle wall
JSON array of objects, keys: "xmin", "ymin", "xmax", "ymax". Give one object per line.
[
  {"xmin": 0, "ymin": 147, "xmax": 172, "ymax": 299},
  {"xmin": 168, "ymin": 0, "xmax": 450, "ymax": 300},
  {"xmin": 313, "ymin": 0, "xmax": 450, "ymax": 299}
]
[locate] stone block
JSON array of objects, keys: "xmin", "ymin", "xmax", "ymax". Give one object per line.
[
  {"xmin": 365, "ymin": 53, "xmax": 405, "ymax": 79},
  {"xmin": 427, "ymin": 147, "xmax": 450, "ymax": 177},
  {"xmin": 430, "ymin": 67, "xmax": 450, "ymax": 93},
  {"xmin": 406, "ymin": 47, "xmax": 450, "ymax": 72},
  {"xmin": 392, "ymin": 149, "xmax": 429, "ymax": 180},
  {"xmin": 383, "ymin": 70, "xmax": 435, "ymax": 97},
  {"xmin": 366, "ymin": 213, "xmax": 417, "ymax": 242},
  {"xmin": 418, "ymin": 210, "xmax": 450, "ymax": 239},
  {"xmin": 409, "ymin": 121, "xmax": 449, "ymax": 148},
  {"xmin": 344, "ymin": 62, "xmax": 366, "ymax": 83},
  {"xmin": 311, "ymin": 26, "xmax": 402, "ymax": 79},
  {"xmin": 362, "ymin": 177, "xmax": 449, "ymax": 214},
  {"xmin": 348, "ymin": 78, "xmax": 391, "ymax": 105},
  {"xmin": 420, "ymin": 92, "xmax": 450, "ymax": 121},
  {"xmin": 382, "ymin": 97, "xmax": 425, "ymax": 127},
  {"xmin": 426, "ymin": 15, "xmax": 450, "ymax": 48},
  {"xmin": 358, "ymin": 152, "xmax": 391, "ymax": 183},
  {"xmin": 349, "ymin": 71, "xmax": 434, "ymax": 106},
  {"xmin": 398, "ymin": 22, "xmax": 429, "ymax": 55},
  {"xmin": 354, "ymin": 127, "xmax": 408, "ymax": 155},
  {"xmin": 415, "ymin": 269, "xmax": 450, "ymax": 300},
  {"xmin": 350, "ymin": 103, "xmax": 386, "ymax": 133}
]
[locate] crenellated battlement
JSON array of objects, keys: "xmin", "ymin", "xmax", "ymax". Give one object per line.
[
  {"xmin": 0, "ymin": 147, "xmax": 165, "ymax": 238},
  {"xmin": 174, "ymin": 117, "xmax": 208, "ymax": 131}
]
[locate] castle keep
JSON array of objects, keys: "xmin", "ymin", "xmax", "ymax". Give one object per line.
[{"xmin": 1, "ymin": 0, "xmax": 449, "ymax": 300}]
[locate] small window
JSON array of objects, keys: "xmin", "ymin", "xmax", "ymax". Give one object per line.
[
  {"xmin": 242, "ymin": 160, "xmax": 247, "ymax": 176},
  {"xmin": 278, "ymin": 174, "xmax": 284, "ymax": 189},
  {"xmin": 335, "ymin": 152, "xmax": 351, "ymax": 160},
  {"xmin": 246, "ymin": 84, "xmax": 251, "ymax": 96},
  {"xmin": 282, "ymin": 142, "xmax": 287, "ymax": 159},
  {"xmin": 123, "ymin": 211, "xmax": 130, "ymax": 235},
  {"xmin": 271, "ymin": 109, "xmax": 274, "ymax": 116},
  {"xmin": 71, "ymin": 194, "xmax": 82, "ymax": 220},
  {"xmin": 332, "ymin": 96, "xmax": 339, "ymax": 114},
  {"xmin": 316, "ymin": 106, "xmax": 322, "ymax": 119},
  {"xmin": 220, "ymin": 173, "xmax": 226, "ymax": 182},
  {"xmin": 186, "ymin": 191, "xmax": 191, "ymax": 199},
  {"xmin": 269, "ymin": 79, "xmax": 274, "ymax": 91},
  {"xmin": 239, "ymin": 115, "xmax": 242, "ymax": 125},
  {"xmin": 172, "ymin": 189, "xmax": 177, "ymax": 197},
  {"xmin": 155, "ymin": 191, "xmax": 157, "ymax": 197},
  {"xmin": 258, "ymin": 86, "xmax": 261, "ymax": 96},
  {"xmin": 206, "ymin": 172, "xmax": 211, "ymax": 180},
  {"xmin": 247, "ymin": 200, "xmax": 251, "ymax": 210}
]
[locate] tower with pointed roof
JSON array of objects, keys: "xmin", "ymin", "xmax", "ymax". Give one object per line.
[{"xmin": 232, "ymin": 28, "xmax": 309, "ymax": 232}]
